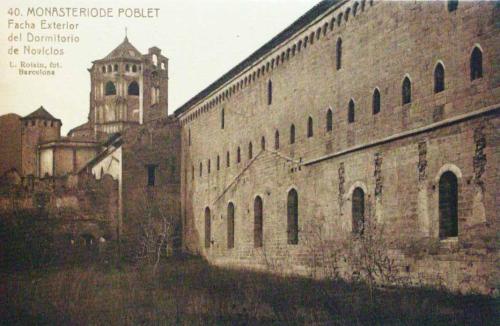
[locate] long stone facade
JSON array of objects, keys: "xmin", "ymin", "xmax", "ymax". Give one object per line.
[
  {"xmin": 176, "ymin": 1, "xmax": 499, "ymax": 293},
  {"xmin": 0, "ymin": 0, "xmax": 498, "ymax": 294}
]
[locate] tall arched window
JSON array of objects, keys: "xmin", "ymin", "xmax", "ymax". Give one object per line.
[
  {"xmin": 248, "ymin": 142, "xmax": 253, "ymax": 159},
  {"xmin": 290, "ymin": 124, "xmax": 296, "ymax": 144},
  {"xmin": 261, "ymin": 136, "xmax": 266, "ymax": 150},
  {"xmin": 113, "ymin": 64, "xmax": 118, "ymax": 72},
  {"xmin": 352, "ymin": 187, "xmax": 365, "ymax": 235},
  {"xmin": 372, "ymin": 88, "xmax": 381, "ymax": 115},
  {"xmin": 205, "ymin": 207, "xmax": 211, "ymax": 248},
  {"xmin": 447, "ymin": 0, "xmax": 458, "ymax": 12},
  {"xmin": 105, "ymin": 81, "xmax": 116, "ymax": 96},
  {"xmin": 307, "ymin": 117, "xmax": 314, "ymax": 137},
  {"xmin": 470, "ymin": 47, "xmax": 483, "ymax": 81},
  {"xmin": 402, "ymin": 76, "xmax": 412, "ymax": 105},
  {"xmin": 326, "ymin": 109, "xmax": 333, "ymax": 132},
  {"xmin": 221, "ymin": 108, "xmax": 225, "ymax": 129},
  {"xmin": 199, "ymin": 162, "xmax": 202, "ymax": 177},
  {"xmin": 275, "ymin": 130, "xmax": 280, "ymax": 150},
  {"xmin": 439, "ymin": 171, "xmax": 458, "ymax": 239},
  {"xmin": 254, "ymin": 196, "xmax": 263, "ymax": 248},
  {"xmin": 208, "ymin": 159, "xmax": 211, "ymax": 174},
  {"xmin": 217, "ymin": 155, "xmax": 220, "ymax": 170},
  {"xmin": 267, "ymin": 80, "xmax": 273, "ymax": 105},
  {"xmin": 336, "ymin": 38, "xmax": 342, "ymax": 70},
  {"xmin": 227, "ymin": 203, "xmax": 235, "ymax": 249},
  {"xmin": 128, "ymin": 81, "xmax": 139, "ymax": 96},
  {"xmin": 287, "ymin": 189, "xmax": 299, "ymax": 245},
  {"xmin": 348, "ymin": 99, "xmax": 355, "ymax": 123},
  {"xmin": 434, "ymin": 63, "xmax": 445, "ymax": 93},
  {"xmin": 226, "ymin": 151, "xmax": 230, "ymax": 167},
  {"xmin": 237, "ymin": 147, "xmax": 241, "ymax": 163}
]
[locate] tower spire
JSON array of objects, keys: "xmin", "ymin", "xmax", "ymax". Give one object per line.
[{"xmin": 124, "ymin": 27, "xmax": 128, "ymax": 41}]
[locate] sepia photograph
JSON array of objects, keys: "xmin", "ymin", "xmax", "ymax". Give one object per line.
[{"xmin": 0, "ymin": 0, "xmax": 498, "ymax": 324}]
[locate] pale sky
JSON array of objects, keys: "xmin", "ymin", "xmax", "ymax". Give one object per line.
[{"xmin": 0, "ymin": 0, "xmax": 319, "ymax": 134}]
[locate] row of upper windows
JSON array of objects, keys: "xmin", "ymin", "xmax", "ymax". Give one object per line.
[
  {"xmin": 191, "ymin": 45, "xmax": 484, "ymax": 176},
  {"xmin": 103, "ymin": 81, "xmax": 140, "ymax": 96},
  {"xmin": 204, "ymin": 169, "xmax": 459, "ymax": 249},
  {"xmin": 100, "ymin": 63, "xmax": 141, "ymax": 74},
  {"xmin": 182, "ymin": 0, "xmax": 378, "ymax": 125},
  {"xmin": 23, "ymin": 120, "xmax": 59, "ymax": 127},
  {"xmin": 182, "ymin": 0, "xmax": 463, "ymax": 126}
]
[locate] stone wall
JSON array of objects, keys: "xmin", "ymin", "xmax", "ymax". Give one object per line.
[
  {"xmin": 179, "ymin": 1, "xmax": 499, "ymax": 293},
  {"xmin": 0, "ymin": 114, "xmax": 22, "ymax": 176},
  {"xmin": 0, "ymin": 171, "xmax": 118, "ymax": 242},
  {"xmin": 121, "ymin": 117, "xmax": 181, "ymax": 248}
]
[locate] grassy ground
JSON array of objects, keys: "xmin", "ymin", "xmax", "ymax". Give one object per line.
[{"xmin": 0, "ymin": 256, "xmax": 497, "ymax": 325}]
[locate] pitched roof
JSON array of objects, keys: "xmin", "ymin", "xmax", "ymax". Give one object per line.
[
  {"xmin": 99, "ymin": 36, "xmax": 143, "ymax": 61},
  {"xmin": 68, "ymin": 121, "xmax": 91, "ymax": 134},
  {"xmin": 174, "ymin": 0, "xmax": 341, "ymax": 116},
  {"xmin": 21, "ymin": 106, "xmax": 60, "ymax": 121}
]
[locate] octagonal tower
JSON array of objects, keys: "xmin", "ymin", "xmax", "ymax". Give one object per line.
[{"xmin": 87, "ymin": 36, "xmax": 168, "ymax": 136}]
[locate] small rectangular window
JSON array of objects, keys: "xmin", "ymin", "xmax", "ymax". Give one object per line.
[{"xmin": 147, "ymin": 164, "xmax": 157, "ymax": 186}]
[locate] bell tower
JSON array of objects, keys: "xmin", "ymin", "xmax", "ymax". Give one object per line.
[{"xmin": 87, "ymin": 36, "xmax": 168, "ymax": 137}]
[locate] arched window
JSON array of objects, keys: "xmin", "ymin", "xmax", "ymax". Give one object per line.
[
  {"xmin": 337, "ymin": 13, "xmax": 343, "ymax": 26},
  {"xmin": 221, "ymin": 108, "xmax": 225, "ymax": 129},
  {"xmin": 132, "ymin": 65, "xmax": 137, "ymax": 73},
  {"xmin": 248, "ymin": 142, "xmax": 253, "ymax": 159},
  {"xmin": 125, "ymin": 64, "xmax": 130, "ymax": 72},
  {"xmin": 345, "ymin": 8, "xmax": 350, "ymax": 22},
  {"xmin": 447, "ymin": 0, "xmax": 458, "ymax": 12},
  {"xmin": 237, "ymin": 147, "xmax": 241, "ymax": 163},
  {"xmin": 192, "ymin": 165, "xmax": 194, "ymax": 180},
  {"xmin": 352, "ymin": 187, "xmax": 365, "ymax": 235},
  {"xmin": 113, "ymin": 64, "xmax": 118, "ymax": 72},
  {"xmin": 470, "ymin": 47, "xmax": 483, "ymax": 81},
  {"xmin": 287, "ymin": 189, "xmax": 299, "ymax": 245},
  {"xmin": 348, "ymin": 99, "xmax": 355, "ymax": 123},
  {"xmin": 434, "ymin": 63, "xmax": 445, "ymax": 93},
  {"xmin": 128, "ymin": 81, "xmax": 139, "ymax": 96},
  {"xmin": 217, "ymin": 155, "xmax": 220, "ymax": 170},
  {"xmin": 307, "ymin": 117, "xmax": 313, "ymax": 137},
  {"xmin": 326, "ymin": 109, "xmax": 333, "ymax": 131},
  {"xmin": 199, "ymin": 162, "xmax": 202, "ymax": 177},
  {"xmin": 290, "ymin": 124, "xmax": 296, "ymax": 144},
  {"xmin": 226, "ymin": 151, "xmax": 230, "ymax": 167},
  {"xmin": 372, "ymin": 88, "xmax": 381, "ymax": 114},
  {"xmin": 261, "ymin": 136, "xmax": 266, "ymax": 150},
  {"xmin": 275, "ymin": 130, "xmax": 280, "ymax": 150},
  {"xmin": 353, "ymin": 2, "xmax": 359, "ymax": 16},
  {"xmin": 267, "ymin": 80, "xmax": 273, "ymax": 105},
  {"xmin": 336, "ymin": 38, "xmax": 342, "ymax": 70},
  {"xmin": 205, "ymin": 207, "xmax": 211, "ymax": 248},
  {"xmin": 254, "ymin": 196, "xmax": 263, "ymax": 248},
  {"xmin": 107, "ymin": 65, "xmax": 112, "ymax": 72},
  {"xmin": 101, "ymin": 66, "xmax": 106, "ymax": 73},
  {"xmin": 208, "ymin": 159, "xmax": 211, "ymax": 174},
  {"xmin": 227, "ymin": 203, "xmax": 235, "ymax": 249},
  {"xmin": 402, "ymin": 76, "xmax": 412, "ymax": 105},
  {"xmin": 105, "ymin": 81, "xmax": 116, "ymax": 96},
  {"xmin": 439, "ymin": 171, "xmax": 458, "ymax": 239}
]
